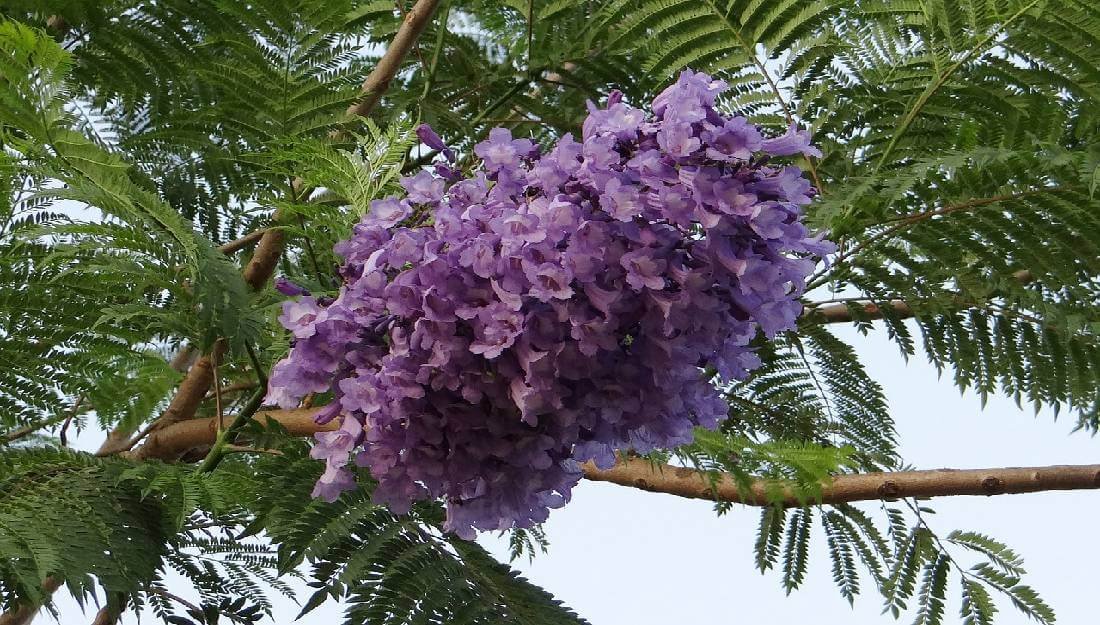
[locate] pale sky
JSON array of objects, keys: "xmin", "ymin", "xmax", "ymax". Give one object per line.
[{"xmin": 49, "ymin": 322, "xmax": 1099, "ymax": 625}]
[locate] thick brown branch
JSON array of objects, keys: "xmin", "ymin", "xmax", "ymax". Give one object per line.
[
  {"xmin": 156, "ymin": 340, "xmax": 227, "ymax": 427},
  {"xmin": 45, "ymin": 15, "xmax": 67, "ymax": 34},
  {"xmin": 132, "ymin": 407, "xmax": 1100, "ymax": 506},
  {"xmin": 130, "ymin": 408, "xmax": 321, "ymax": 460},
  {"xmin": 187, "ymin": 0, "xmax": 441, "ymax": 359},
  {"xmin": 217, "ymin": 228, "xmax": 268, "ymax": 255},
  {"xmin": 95, "ymin": 429, "xmax": 133, "ymax": 457},
  {"xmin": 99, "ymin": 217, "xmax": 273, "ymax": 455},
  {"xmin": 806, "ymin": 269, "xmax": 1034, "ymax": 325},
  {"xmin": 89, "ymin": 606, "xmax": 119, "ymax": 625},
  {"xmin": 0, "ymin": 576, "xmax": 62, "ymax": 625},
  {"xmin": 98, "ymin": 232, "xmax": 253, "ymax": 454},
  {"xmin": 807, "ymin": 298, "xmax": 914, "ymax": 324},
  {"xmin": 584, "ymin": 457, "xmax": 1100, "ymax": 506},
  {"xmin": 346, "ymin": 0, "xmax": 442, "ymax": 119}
]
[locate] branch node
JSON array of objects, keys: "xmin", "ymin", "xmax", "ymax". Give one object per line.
[
  {"xmin": 878, "ymin": 480, "xmax": 901, "ymax": 498},
  {"xmin": 980, "ymin": 476, "xmax": 1005, "ymax": 494}
]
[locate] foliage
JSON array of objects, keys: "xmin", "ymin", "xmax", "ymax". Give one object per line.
[
  {"xmin": 250, "ymin": 445, "xmax": 590, "ymax": 625},
  {"xmin": 0, "ymin": 0, "xmax": 1098, "ymax": 623},
  {"xmin": 0, "ymin": 448, "xmax": 168, "ymax": 609},
  {"xmin": 0, "ymin": 445, "xmax": 589, "ymax": 624}
]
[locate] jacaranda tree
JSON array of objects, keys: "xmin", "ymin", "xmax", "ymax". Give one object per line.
[{"xmin": 1, "ymin": 1, "xmax": 1098, "ymax": 624}]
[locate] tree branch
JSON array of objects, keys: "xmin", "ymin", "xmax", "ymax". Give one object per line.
[
  {"xmin": 100, "ymin": 227, "xmax": 268, "ymax": 451},
  {"xmin": 216, "ymin": 228, "xmax": 268, "ymax": 255},
  {"xmin": 147, "ymin": 588, "xmax": 200, "ymax": 614},
  {"xmin": 806, "ymin": 189, "xmax": 1049, "ymax": 292},
  {"xmin": 3, "ymin": 414, "xmax": 69, "ymax": 445},
  {"xmin": 89, "ymin": 605, "xmax": 119, "ymax": 625},
  {"xmin": 346, "ymin": 0, "xmax": 442, "ymax": 119},
  {"xmin": 130, "ymin": 408, "xmax": 321, "ymax": 460},
  {"xmin": 132, "ymin": 407, "xmax": 1100, "ymax": 506},
  {"xmin": 0, "ymin": 576, "xmax": 62, "ymax": 625},
  {"xmin": 871, "ymin": 0, "xmax": 1043, "ymax": 174},
  {"xmin": 700, "ymin": 0, "xmax": 823, "ymax": 192},
  {"xmin": 806, "ymin": 269, "xmax": 1034, "ymax": 325},
  {"xmin": 2, "ymin": 397, "xmax": 85, "ymax": 445},
  {"xmin": 203, "ymin": 380, "xmax": 257, "ymax": 400},
  {"xmin": 585, "ymin": 457, "xmax": 1100, "ymax": 506},
  {"xmin": 807, "ymin": 298, "xmax": 917, "ymax": 325},
  {"xmin": 45, "ymin": 15, "xmax": 68, "ymax": 35}
]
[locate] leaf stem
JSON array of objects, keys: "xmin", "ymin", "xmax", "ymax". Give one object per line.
[
  {"xmin": 420, "ymin": 0, "xmax": 451, "ymax": 101},
  {"xmin": 195, "ymin": 386, "xmax": 267, "ymax": 474},
  {"xmin": 872, "ymin": 0, "xmax": 1042, "ymax": 174}
]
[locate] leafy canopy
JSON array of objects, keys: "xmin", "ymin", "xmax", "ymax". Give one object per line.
[{"xmin": 0, "ymin": 1, "xmax": 1098, "ymax": 624}]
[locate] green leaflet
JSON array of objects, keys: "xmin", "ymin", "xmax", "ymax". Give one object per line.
[
  {"xmin": 0, "ymin": 449, "xmax": 169, "ymax": 609},
  {"xmin": 755, "ymin": 504, "xmax": 1055, "ymax": 625},
  {"xmin": 248, "ymin": 445, "xmax": 590, "ymax": 625}
]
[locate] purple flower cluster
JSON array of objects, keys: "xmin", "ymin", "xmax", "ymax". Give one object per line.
[{"xmin": 266, "ymin": 70, "xmax": 833, "ymax": 538}]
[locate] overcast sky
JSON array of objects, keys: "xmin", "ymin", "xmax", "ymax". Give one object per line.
[{"xmin": 51, "ymin": 321, "xmax": 1099, "ymax": 625}]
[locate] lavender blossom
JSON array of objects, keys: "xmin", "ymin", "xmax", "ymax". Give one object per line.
[
  {"xmin": 274, "ymin": 277, "xmax": 309, "ymax": 296},
  {"xmin": 267, "ymin": 69, "xmax": 833, "ymax": 538},
  {"xmin": 416, "ymin": 123, "xmax": 456, "ymax": 161},
  {"xmin": 761, "ymin": 123, "xmax": 824, "ymax": 158}
]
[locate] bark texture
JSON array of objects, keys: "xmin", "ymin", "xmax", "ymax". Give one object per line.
[{"xmin": 130, "ymin": 408, "xmax": 322, "ymax": 460}]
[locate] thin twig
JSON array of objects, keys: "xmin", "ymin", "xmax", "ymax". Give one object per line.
[
  {"xmin": 224, "ymin": 445, "xmax": 284, "ymax": 456},
  {"xmin": 212, "ymin": 352, "xmax": 224, "ymax": 434},
  {"xmin": 526, "ymin": 0, "xmax": 535, "ymax": 70},
  {"xmin": 147, "ymin": 588, "xmax": 201, "ymax": 615},
  {"xmin": 700, "ymin": 0, "xmax": 823, "ymax": 191},
  {"xmin": 148, "ymin": 586, "xmax": 251, "ymax": 625},
  {"xmin": 420, "ymin": 0, "xmax": 451, "ymax": 100},
  {"xmin": 807, "ymin": 189, "xmax": 1048, "ymax": 291},
  {"xmin": 298, "ymin": 215, "xmax": 327, "ymax": 286},
  {"xmin": 872, "ymin": 0, "xmax": 1043, "ymax": 175},
  {"xmin": 193, "ymin": 386, "xmax": 267, "ymax": 472},
  {"xmin": 244, "ymin": 342, "xmax": 268, "ymax": 388},
  {"xmin": 2, "ymin": 396, "xmax": 85, "ymax": 445},
  {"xmin": 58, "ymin": 394, "xmax": 84, "ymax": 447},
  {"xmin": 203, "ymin": 380, "xmax": 257, "ymax": 401}
]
